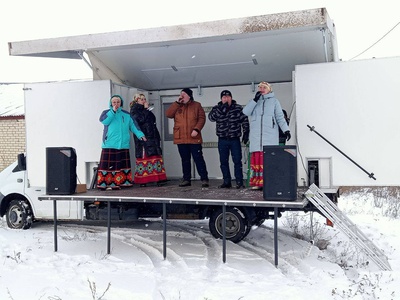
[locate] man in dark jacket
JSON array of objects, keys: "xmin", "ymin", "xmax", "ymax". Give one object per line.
[{"xmin": 208, "ymin": 90, "xmax": 249, "ymax": 189}]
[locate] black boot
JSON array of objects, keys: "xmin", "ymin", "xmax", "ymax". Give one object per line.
[{"xmin": 218, "ymin": 182, "xmax": 232, "ymax": 188}]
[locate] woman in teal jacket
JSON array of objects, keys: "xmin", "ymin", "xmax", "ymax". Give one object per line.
[
  {"xmin": 97, "ymin": 95, "xmax": 146, "ymax": 190},
  {"xmin": 243, "ymin": 82, "xmax": 291, "ymax": 189}
]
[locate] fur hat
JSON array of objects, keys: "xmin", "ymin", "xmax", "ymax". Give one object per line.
[
  {"xmin": 220, "ymin": 90, "xmax": 232, "ymax": 98},
  {"xmin": 181, "ymin": 88, "xmax": 194, "ymax": 100}
]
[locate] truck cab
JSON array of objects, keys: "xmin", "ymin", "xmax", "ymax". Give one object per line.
[
  {"xmin": 0, "ymin": 154, "xmax": 33, "ymax": 229},
  {"xmin": 0, "ymin": 154, "xmax": 82, "ymax": 228}
]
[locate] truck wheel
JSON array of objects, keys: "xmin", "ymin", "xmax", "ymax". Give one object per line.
[
  {"xmin": 253, "ymin": 218, "xmax": 265, "ymax": 227},
  {"xmin": 242, "ymin": 217, "xmax": 266, "ymax": 238},
  {"xmin": 209, "ymin": 207, "xmax": 247, "ymax": 243},
  {"xmin": 6, "ymin": 200, "xmax": 33, "ymax": 230},
  {"xmin": 243, "ymin": 220, "xmax": 252, "ymax": 238}
]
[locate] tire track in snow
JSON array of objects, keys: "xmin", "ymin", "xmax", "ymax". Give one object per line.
[
  {"xmin": 239, "ymin": 238, "xmax": 303, "ymax": 276},
  {"xmin": 57, "ymin": 224, "xmax": 161, "ymax": 267},
  {"xmin": 57, "ymin": 221, "xmax": 308, "ymax": 278},
  {"xmin": 240, "ymin": 224, "xmax": 314, "ymax": 277},
  {"xmin": 145, "ymin": 219, "xmax": 302, "ymax": 276},
  {"xmin": 112, "ymin": 229, "xmax": 189, "ymax": 270},
  {"xmin": 159, "ymin": 220, "xmax": 223, "ymax": 277},
  {"xmin": 59, "ymin": 224, "xmax": 189, "ymax": 270}
]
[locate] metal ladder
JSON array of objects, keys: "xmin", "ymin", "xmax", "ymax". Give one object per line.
[{"xmin": 304, "ymin": 184, "xmax": 391, "ymax": 271}]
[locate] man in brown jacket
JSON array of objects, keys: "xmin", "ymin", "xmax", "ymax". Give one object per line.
[{"xmin": 166, "ymin": 88, "xmax": 209, "ymax": 187}]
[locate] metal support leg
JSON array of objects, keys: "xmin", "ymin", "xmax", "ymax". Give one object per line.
[
  {"xmin": 274, "ymin": 207, "xmax": 278, "ymax": 267},
  {"xmin": 222, "ymin": 205, "xmax": 226, "ymax": 263},
  {"xmin": 163, "ymin": 203, "xmax": 167, "ymax": 260},
  {"xmin": 107, "ymin": 202, "xmax": 111, "ymax": 254},
  {"xmin": 53, "ymin": 200, "xmax": 58, "ymax": 252}
]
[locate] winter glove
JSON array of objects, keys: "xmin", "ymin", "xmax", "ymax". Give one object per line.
[
  {"xmin": 242, "ymin": 135, "xmax": 249, "ymax": 145},
  {"xmin": 284, "ymin": 131, "xmax": 291, "ymax": 141},
  {"xmin": 253, "ymin": 91, "xmax": 262, "ymax": 102}
]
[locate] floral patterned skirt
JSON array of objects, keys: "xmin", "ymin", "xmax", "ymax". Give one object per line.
[{"xmin": 134, "ymin": 151, "xmax": 167, "ymax": 184}]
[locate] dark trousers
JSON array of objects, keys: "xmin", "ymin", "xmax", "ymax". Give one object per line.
[
  {"xmin": 218, "ymin": 137, "xmax": 243, "ymax": 185},
  {"xmin": 177, "ymin": 144, "xmax": 209, "ymax": 181}
]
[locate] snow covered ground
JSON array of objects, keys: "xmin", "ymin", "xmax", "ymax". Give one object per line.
[{"xmin": 1, "ymin": 187, "xmax": 399, "ymax": 300}]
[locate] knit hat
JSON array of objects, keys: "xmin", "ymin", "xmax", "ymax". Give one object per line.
[
  {"xmin": 258, "ymin": 81, "xmax": 272, "ymax": 93},
  {"xmin": 181, "ymin": 88, "xmax": 193, "ymax": 100},
  {"xmin": 110, "ymin": 94, "xmax": 124, "ymax": 107},
  {"xmin": 220, "ymin": 90, "xmax": 232, "ymax": 98}
]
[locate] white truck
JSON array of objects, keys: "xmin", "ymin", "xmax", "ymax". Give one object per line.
[
  {"xmin": 1, "ymin": 8, "xmax": 398, "ymax": 241},
  {"xmin": 2, "ymin": 79, "xmax": 303, "ymax": 244}
]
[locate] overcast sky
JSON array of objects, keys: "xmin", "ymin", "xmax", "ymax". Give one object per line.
[{"xmin": 1, "ymin": 0, "xmax": 399, "ymax": 83}]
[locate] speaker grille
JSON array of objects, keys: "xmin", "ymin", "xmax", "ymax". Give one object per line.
[
  {"xmin": 263, "ymin": 145, "xmax": 297, "ymax": 201},
  {"xmin": 46, "ymin": 147, "xmax": 77, "ymax": 195}
]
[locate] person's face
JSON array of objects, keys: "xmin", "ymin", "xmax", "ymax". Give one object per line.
[
  {"xmin": 137, "ymin": 96, "xmax": 146, "ymax": 105},
  {"xmin": 258, "ymin": 85, "xmax": 270, "ymax": 95},
  {"xmin": 111, "ymin": 97, "xmax": 121, "ymax": 108},
  {"xmin": 180, "ymin": 91, "xmax": 190, "ymax": 103},
  {"xmin": 221, "ymin": 95, "xmax": 232, "ymax": 104}
]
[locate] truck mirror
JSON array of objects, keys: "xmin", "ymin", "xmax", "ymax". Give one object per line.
[{"xmin": 17, "ymin": 153, "xmax": 26, "ymax": 171}]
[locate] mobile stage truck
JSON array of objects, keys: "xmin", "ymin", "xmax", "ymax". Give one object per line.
[{"xmin": 1, "ymin": 8, "xmax": 398, "ymax": 270}]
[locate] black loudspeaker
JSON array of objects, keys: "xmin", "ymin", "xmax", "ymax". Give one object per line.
[
  {"xmin": 46, "ymin": 147, "xmax": 77, "ymax": 195},
  {"xmin": 263, "ymin": 145, "xmax": 297, "ymax": 201}
]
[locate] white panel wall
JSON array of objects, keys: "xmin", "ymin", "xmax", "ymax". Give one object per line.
[
  {"xmin": 295, "ymin": 57, "xmax": 400, "ymax": 186},
  {"xmin": 25, "ymin": 80, "xmax": 113, "ymax": 187}
]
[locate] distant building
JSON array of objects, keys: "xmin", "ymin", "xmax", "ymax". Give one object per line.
[{"xmin": 0, "ymin": 84, "xmax": 25, "ymax": 171}]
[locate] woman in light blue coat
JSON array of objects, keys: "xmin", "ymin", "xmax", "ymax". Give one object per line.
[
  {"xmin": 97, "ymin": 95, "xmax": 146, "ymax": 190},
  {"xmin": 243, "ymin": 81, "xmax": 291, "ymax": 189}
]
